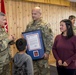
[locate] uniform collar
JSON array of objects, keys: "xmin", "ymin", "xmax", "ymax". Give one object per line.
[{"xmin": 32, "ymin": 18, "xmax": 42, "ymax": 26}]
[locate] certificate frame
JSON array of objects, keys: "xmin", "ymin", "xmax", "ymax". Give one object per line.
[{"xmin": 22, "ymin": 29, "xmax": 45, "ymax": 60}]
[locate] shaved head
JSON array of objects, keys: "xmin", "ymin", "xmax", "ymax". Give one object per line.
[
  {"xmin": 32, "ymin": 7, "xmax": 42, "ymax": 21},
  {"xmin": 32, "ymin": 7, "xmax": 42, "ymax": 14}
]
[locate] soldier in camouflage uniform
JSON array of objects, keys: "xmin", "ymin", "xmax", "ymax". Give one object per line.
[
  {"xmin": 25, "ymin": 7, "xmax": 53, "ymax": 75},
  {"xmin": 69, "ymin": 15, "xmax": 76, "ymax": 35},
  {"xmin": 0, "ymin": 12, "xmax": 15, "ymax": 75}
]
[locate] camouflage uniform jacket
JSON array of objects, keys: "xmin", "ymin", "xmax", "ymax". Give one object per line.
[
  {"xmin": 0, "ymin": 27, "xmax": 11, "ymax": 73},
  {"xmin": 73, "ymin": 26, "xmax": 76, "ymax": 35},
  {"xmin": 25, "ymin": 19, "xmax": 53, "ymax": 54}
]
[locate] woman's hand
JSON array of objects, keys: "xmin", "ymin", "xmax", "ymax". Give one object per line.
[
  {"xmin": 58, "ymin": 60, "xmax": 63, "ymax": 66},
  {"xmin": 63, "ymin": 62, "xmax": 68, "ymax": 66}
]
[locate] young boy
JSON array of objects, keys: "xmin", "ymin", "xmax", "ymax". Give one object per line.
[{"xmin": 12, "ymin": 38, "xmax": 34, "ymax": 75}]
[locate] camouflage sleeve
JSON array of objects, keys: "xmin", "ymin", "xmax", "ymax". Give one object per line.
[
  {"xmin": 43, "ymin": 24, "xmax": 53, "ymax": 54},
  {"xmin": 25, "ymin": 24, "xmax": 29, "ymax": 32},
  {"xmin": 0, "ymin": 38, "xmax": 10, "ymax": 51}
]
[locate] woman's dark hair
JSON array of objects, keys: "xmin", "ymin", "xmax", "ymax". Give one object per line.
[
  {"xmin": 60, "ymin": 19, "xmax": 74, "ymax": 39},
  {"xmin": 16, "ymin": 38, "xmax": 27, "ymax": 51}
]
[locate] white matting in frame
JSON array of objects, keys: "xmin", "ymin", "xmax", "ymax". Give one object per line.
[{"xmin": 26, "ymin": 33, "xmax": 41, "ymax": 51}]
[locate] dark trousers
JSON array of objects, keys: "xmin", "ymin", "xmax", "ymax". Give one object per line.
[{"xmin": 57, "ymin": 66, "xmax": 76, "ymax": 75}]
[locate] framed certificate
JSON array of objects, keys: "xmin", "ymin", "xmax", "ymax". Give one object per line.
[{"xmin": 22, "ymin": 29, "xmax": 45, "ymax": 60}]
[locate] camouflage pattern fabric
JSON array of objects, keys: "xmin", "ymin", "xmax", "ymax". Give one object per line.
[
  {"xmin": 25, "ymin": 19, "xmax": 53, "ymax": 75},
  {"xmin": 0, "ymin": 27, "xmax": 11, "ymax": 74},
  {"xmin": 33, "ymin": 60, "xmax": 50, "ymax": 75},
  {"xmin": 0, "ymin": 64, "xmax": 10, "ymax": 75},
  {"xmin": 73, "ymin": 26, "xmax": 76, "ymax": 35},
  {"xmin": 26, "ymin": 19, "xmax": 53, "ymax": 54}
]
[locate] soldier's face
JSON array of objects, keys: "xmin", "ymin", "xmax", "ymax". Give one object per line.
[
  {"xmin": 71, "ymin": 18, "xmax": 76, "ymax": 26},
  {"xmin": 60, "ymin": 22, "xmax": 67, "ymax": 33},
  {"xmin": 32, "ymin": 10, "xmax": 41, "ymax": 21},
  {"xmin": 0, "ymin": 16, "xmax": 7, "ymax": 27}
]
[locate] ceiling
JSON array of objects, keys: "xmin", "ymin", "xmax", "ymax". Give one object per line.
[{"xmin": 68, "ymin": 0, "xmax": 76, "ymax": 2}]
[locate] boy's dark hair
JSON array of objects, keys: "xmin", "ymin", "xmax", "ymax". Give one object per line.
[
  {"xmin": 69, "ymin": 15, "xmax": 76, "ymax": 20},
  {"xmin": 16, "ymin": 38, "xmax": 27, "ymax": 51},
  {"xmin": 60, "ymin": 19, "xmax": 74, "ymax": 39}
]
